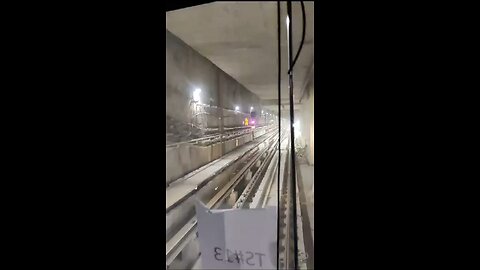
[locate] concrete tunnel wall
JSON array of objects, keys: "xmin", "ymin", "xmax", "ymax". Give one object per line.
[
  {"xmin": 166, "ymin": 30, "xmax": 274, "ymax": 184},
  {"xmin": 166, "ymin": 30, "xmax": 264, "ymax": 128},
  {"xmin": 297, "ymin": 78, "xmax": 314, "ymax": 166},
  {"xmin": 165, "ymin": 126, "xmax": 269, "ymax": 185}
]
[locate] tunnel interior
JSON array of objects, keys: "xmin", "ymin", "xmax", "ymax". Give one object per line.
[{"xmin": 166, "ymin": 2, "xmax": 314, "ymax": 269}]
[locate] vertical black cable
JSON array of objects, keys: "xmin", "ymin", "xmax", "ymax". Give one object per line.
[
  {"xmin": 288, "ymin": 1, "xmax": 306, "ymax": 73},
  {"xmin": 287, "ymin": 1, "xmax": 298, "ymax": 269},
  {"xmin": 276, "ymin": 1, "xmax": 281, "ymax": 269}
]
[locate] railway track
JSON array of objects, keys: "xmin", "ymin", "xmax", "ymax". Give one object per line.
[
  {"xmin": 187, "ymin": 131, "xmax": 289, "ymax": 269},
  {"xmin": 166, "ymin": 126, "xmax": 306, "ymax": 270},
  {"xmin": 166, "ymin": 128, "xmax": 282, "ymax": 269},
  {"xmin": 166, "ymin": 125, "xmax": 270, "ymax": 148},
  {"xmin": 277, "ymin": 134, "xmax": 309, "ymax": 269}
]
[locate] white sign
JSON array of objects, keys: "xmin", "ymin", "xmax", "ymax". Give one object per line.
[{"xmin": 195, "ymin": 201, "xmax": 277, "ymax": 269}]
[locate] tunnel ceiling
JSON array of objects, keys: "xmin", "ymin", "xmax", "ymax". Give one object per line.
[{"xmin": 166, "ymin": 2, "xmax": 314, "ymax": 111}]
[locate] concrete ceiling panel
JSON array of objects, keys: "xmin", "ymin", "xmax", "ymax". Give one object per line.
[{"xmin": 167, "ymin": 1, "xmax": 314, "ymax": 104}]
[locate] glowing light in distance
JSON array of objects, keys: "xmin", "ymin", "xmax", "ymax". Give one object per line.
[
  {"xmin": 193, "ymin": 88, "xmax": 201, "ymax": 102},
  {"xmin": 235, "ymin": 106, "xmax": 240, "ymax": 111},
  {"xmin": 293, "ymin": 121, "xmax": 300, "ymax": 138}
]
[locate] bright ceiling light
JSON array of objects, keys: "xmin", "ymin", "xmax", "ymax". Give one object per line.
[
  {"xmin": 293, "ymin": 120, "xmax": 300, "ymax": 131},
  {"xmin": 235, "ymin": 106, "xmax": 240, "ymax": 111},
  {"xmin": 193, "ymin": 88, "xmax": 201, "ymax": 102}
]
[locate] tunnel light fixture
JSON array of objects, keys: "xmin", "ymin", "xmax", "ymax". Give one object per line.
[
  {"xmin": 215, "ymin": 187, "xmax": 218, "ymax": 191},
  {"xmin": 235, "ymin": 106, "xmax": 240, "ymax": 112},
  {"xmin": 286, "ymin": 16, "xmax": 290, "ymax": 26},
  {"xmin": 293, "ymin": 120, "xmax": 301, "ymax": 139},
  {"xmin": 193, "ymin": 88, "xmax": 201, "ymax": 102},
  {"xmin": 250, "ymin": 106, "xmax": 254, "ymax": 112},
  {"xmin": 261, "ymin": 110, "xmax": 264, "ymax": 114},
  {"xmin": 293, "ymin": 120, "xmax": 300, "ymax": 132}
]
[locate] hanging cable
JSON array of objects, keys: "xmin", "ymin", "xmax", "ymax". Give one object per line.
[
  {"xmin": 276, "ymin": 1, "xmax": 281, "ymax": 269},
  {"xmin": 287, "ymin": 1, "xmax": 299, "ymax": 269},
  {"xmin": 288, "ymin": 1, "xmax": 306, "ymax": 74}
]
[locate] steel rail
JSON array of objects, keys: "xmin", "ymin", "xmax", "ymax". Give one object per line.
[
  {"xmin": 166, "ymin": 129, "xmax": 278, "ymax": 211},
  {"xmin": 166, "ymin": 125, "xmax": 270, "ymax": 148},
  {"xmin": 166, "ymin": 132, "xmax": 282, "ymax": 266}
]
